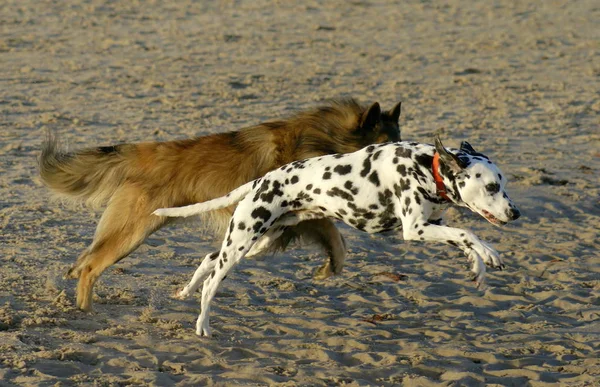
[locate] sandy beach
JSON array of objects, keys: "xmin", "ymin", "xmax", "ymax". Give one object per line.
[{"xmin": 1, "ymin": 0, "xmax": 599, "ymax": 385}]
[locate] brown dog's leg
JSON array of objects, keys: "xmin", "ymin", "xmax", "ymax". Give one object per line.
[
  {"xmin": 274, "ymin": 219, "xmax": 346, "ymax": 280},
  {"xmin": 73, "ymin": 184, "xmax": 167, "ymax": 311}
]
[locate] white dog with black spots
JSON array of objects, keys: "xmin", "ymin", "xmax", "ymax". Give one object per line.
[{"xmin": 154, "ymin": 136, "xmax": 520, "ymax": 336}]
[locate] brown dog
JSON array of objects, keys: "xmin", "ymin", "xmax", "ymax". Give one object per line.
[{"xmin": 39, "ymin": 99, "xmax": 401, "ymax": 311}]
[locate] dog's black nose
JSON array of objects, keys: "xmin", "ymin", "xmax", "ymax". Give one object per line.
[{"xmin": 507, "ymin": 207, "xmax": 520, "ymax": 220}]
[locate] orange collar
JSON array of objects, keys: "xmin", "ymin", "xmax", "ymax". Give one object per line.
[{"xmin": 432, "ymin": 152, "xmax": 451, "ymax": 202}]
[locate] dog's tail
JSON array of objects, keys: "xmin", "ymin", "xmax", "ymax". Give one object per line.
[
  {"xmin": 38, "ymin": 131, "xmax": 136, "ymax": 208},
  {"xmin": 153, "ymin": 180, "xmax": 256, "ymax": 218}
]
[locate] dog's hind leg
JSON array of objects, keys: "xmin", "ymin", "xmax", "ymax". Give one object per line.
[
  {"xmin": 73, "ymin": 184, "xmax": 167, "ymax": 311},
  {"xmin": 194, "ymin": 221, "xmax": 267, "ymax": 337},
  {"xmin": 176, "ymin": 251, "xmax": 220, "ymax": 299},
  {"xmin": 285, "ymin": 219, "xmax": 346, "ymax": 280},
  {"xmin": 177, "ymin": 221, "xmax": 294, "ymax": 300}
]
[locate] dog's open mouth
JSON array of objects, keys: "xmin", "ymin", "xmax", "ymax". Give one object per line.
[{"xmin": 482, "ymin": 210, "xmax": 507, "ymax": 226}]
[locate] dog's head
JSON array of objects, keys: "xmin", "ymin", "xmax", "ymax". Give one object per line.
[
  {"xmin": 356, "ymin": 101, "xmax": 402, "ymax": 145},
  {"xmin": 435, "ymin": 137, "xmax": 520, "ymax": 226}
]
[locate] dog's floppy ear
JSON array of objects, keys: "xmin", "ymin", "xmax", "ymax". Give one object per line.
[
  {"xmin": 388, "ymin": 101, "xmax": 402, "ymax": 123},
  {"xmin": 360, "ymin": 102, "xmax": 381, "ymax": 132},
  {"xmin": 435, "ymin": 136, "xmax": 467, "ymax": 174},
  {"xmin": 460, "ymin": 141, "xmax": 476, "ymax": 154}
]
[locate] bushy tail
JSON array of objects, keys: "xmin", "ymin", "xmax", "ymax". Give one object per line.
[
  {"xmin": 153, "ymin": 180, "xmax": 256, "ymax": 218},
  {"xmin": 38, "ymin": 131, "xmax": 135, "ymax": 208}
]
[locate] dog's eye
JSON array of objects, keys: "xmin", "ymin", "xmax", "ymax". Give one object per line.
[{"xmin": 485, "ymin": 183, "xmax": 500, "ymax": 194}]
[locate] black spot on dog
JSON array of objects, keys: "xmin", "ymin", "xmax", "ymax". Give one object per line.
[
  {"xmin": 373, "ymin": 150, "xmax": 382, "ymax": 161},
  {"xmin": 418, "ymin": 230, "xmax": 424, "ymax": 235},
  {"xmin": 344, "ymin": 181, "xmax": 359, "ymax": 195},
  {"xmin": 333, "ymin": 164, "xmax": 352, "ymax": 175},
  {"xmin": 415, "ymin": 153, "xmax": 433, "ymax": 169},
  {"xmin": 486, "ymin": 182, "xmax": 500, "ymax": 194},
  {"xmin": 430, "ymin": 218, "xmax": 443, "ymax": 225},
  {"xmin": 476, "ymin": 173, "xmax": 481, "ymax": 178},
  {"xmin": 363, "ymin": 212, "xmax": 375, "ymax": 220},
  {"xmin": 238, "ymin": 246, "xmax": 244, "ymax": 251},
  {"xmin": 238, "ymin": 222, "xmax": 246, "ymax": 230},
  {"xmin": 313, "ymin": 188, "xmax": 321, "ymax": 194},
  {"xmin": 404, "ymin": 196, "xmax": 411, "ymax": 207},
  {"xmin": 368, "ymin": 171, "xmax": 380, "ymax": 186},
  {"xmin": 251, "ymin": 207, "xmax": 271, "ymax": 222},
  {"xmin": 447, "ymin": 240, "xmax": 458, "ymax": 247},
  {"xmin": 458, "ymin": 181, "xmax": 466, "ymax": 188},
  {"xmin": 260, "ymin": 180, "xmax": 284, "ymax": 203},
  {"xmin": 252, "ymin": 221, "xmax": 263, "ymax": 233},
  {"xmin": 306, "ymin": 184, "xmax": 313, "ymax": 190},
  {"xmin": 281, "ymin": 200, "xmax": 289, "ymax": 207},
  {"xmin": 360, "ymin": 158, "xmax": 372, "ymax": 177},
  {"xmin": 323, "ymin": 172, "xmax": 332, "ymax": 180},
  {"xmin": 366, "ymin": 145, "xmax": 375, "ymax": 153},
  {"xmin": 395, "ymin": 147, "xmax": 412, "ymax": 158},
  {"xmin": 413, "ymin": 191, "xmax": 421, "ymax": 205},
  {"xmin": 209, "ymin": 252, "xmax": 219, "ymax": 260},
  {"xmin": 398, "ymin": 178, "xmax": 411, "ymax": 192},
  {"xmin": 338, "ymin": 209, "xmax": 347, "ymax": 216},
  {"xmin": 397, "ymin": 164, "xmax": 407, "ymax": 176},
  {"xmin": 290, "ymin": 176, "xmax": 299, "ymax": 184},
  {"xmin": 327, "ymin": 187, "xmax": 354, "ymax": 202},
  {"xmin": 222, "ymin": 252, "xmax": 227, "ymax": 259},
  {"xmin": 393, "ymin": 157, "xmax": 399, "ymax": 164},
  {"xmin": 369, "ymin": 204, "xmax": 378, "ymax": 210},
  {"xmin": 296, "ymin": 191, "xmax": 313, "ymax": 203},
  {"xmin": 355, "ymin": 220, "xmax": 367, "ymax": 231}
]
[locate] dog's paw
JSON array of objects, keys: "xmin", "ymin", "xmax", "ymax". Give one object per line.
[
  {"xmin": 313, "ymin": 263, "xmax": 334, "ymax": 280},
  {"xmin": 195, "ymin": 317, "xmax": 211, "ymax": 337},
  {"xmin": 173, "ymin": 288, "xmax": 190, "ymax": 300},
  {"xmin": 468, "ymin": 251, "xmax": 486, "ymax": 287},
  {"xmin": 476, "ymin": 241, "xmax": 503, "ymax": 269},
  {"xmin": 64, "ymin": 266, "xmax": 80, "ymax": 280}
]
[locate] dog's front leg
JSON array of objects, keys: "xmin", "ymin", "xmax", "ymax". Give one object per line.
[{"xmin": 402, "ymin": 218, "xmax": 502, "ymax": 286}]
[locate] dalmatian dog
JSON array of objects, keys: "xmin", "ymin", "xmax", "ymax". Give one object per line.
[{"xmin": 154, "ymin": 136, "xmax": 520, "ymax": 336}]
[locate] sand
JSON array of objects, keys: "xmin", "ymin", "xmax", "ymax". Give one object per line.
[{"xmin": 1, "ymin": 0, "xmax": 599, "ymax": 385}]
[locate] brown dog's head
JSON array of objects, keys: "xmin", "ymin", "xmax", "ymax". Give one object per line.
[
  {"xmin": 270, "ymin": 98, "xmax": 402, "ymax": 161},
  {"xmin": 357, "ymin": 101, "xmax": 402, "ymax": 145}
]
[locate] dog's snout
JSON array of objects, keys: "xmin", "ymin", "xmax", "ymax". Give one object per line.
[{"xmin": 507, "ymin": 207, "xmax": 520, "ymax": 221}]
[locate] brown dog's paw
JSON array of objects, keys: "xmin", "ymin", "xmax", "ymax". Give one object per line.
[
  {"xmin": 313, "ymin": 263, "xmax": 334, "ymax": 280},
  {"xmin": 64, "ymin": 266, "xmax": 80, "ymax": 280}
]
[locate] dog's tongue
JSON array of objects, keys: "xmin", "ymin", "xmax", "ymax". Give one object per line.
[{"xmin": 482, "ymin": 210, "xmax": 506, "ymax": 225}]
